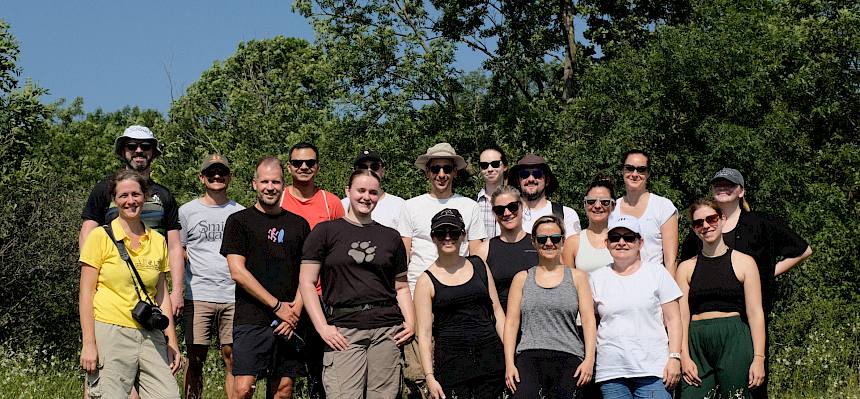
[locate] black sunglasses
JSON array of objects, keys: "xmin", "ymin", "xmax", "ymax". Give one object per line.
[
  {"xmin": 492, "ymin": 201, "xmax": 520, "ymax": 216},
  {"xmin": 692, "ymin": 214, "xmax": 721, "ymax": 231},
  {"xmin": 584, "ymin": 197, "xmax": 615, "ymax": 207},
  {"xmin": 356, "ymin": 162, "xmax": 382, "ymax": 171},
  {"xmin": 429, "ymin": 164, "xmax": 454, "ymax": 174},
  {"xmin": 289, "ymin": 159, "xmax": 318, "ymax": 168},
  {"xmin": 203, "ymin": 167, "xmax": 230, "ymax": 178},
  {"xmin": 535, "ymin": 234, "xmax": 563, "ymax": 245},
  {"xmin": 479, "ymin": 160, "xmax": 502, "ymax": 170},
  {"xmin": 607, "ymin": 232, "xmax": 640, "ymax": 243},
  {"xmin": 431, "ymin": 229, "xmax": 463, "ymax": 241},
  {"xmin": 623, "ymin": 164, "xmax": 648, "ymax": 174},
  {"xmin": 519, "ymin": 168, "xmax": 544, "ymax": 179},
  {"xmin": 125, "ymin": 142, "xmax": 153, "ymax": 152}
]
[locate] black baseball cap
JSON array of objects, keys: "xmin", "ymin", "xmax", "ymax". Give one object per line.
[
  {"xmin": 431, "ymin": 208, "xmax": 465, "ymax": 232},
  {"xmin": 353, "ymin": 149, "xmax": 384, "ymax": 168}
]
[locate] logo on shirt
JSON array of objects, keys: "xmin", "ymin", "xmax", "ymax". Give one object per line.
[
  {"xmin": 268, "ymin": 228, "xmax": 286, "ymax": 243},
  {"xmin": 190, "ymin": 220, "xmax": 225, "ymax": 241},
  {"xmin": 348, "ymin": 241, "xmax": 376, "ymax": 263}
]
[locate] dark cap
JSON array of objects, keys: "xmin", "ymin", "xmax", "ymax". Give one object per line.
[
  {"xmin": 200, "ymin": 153, "xmax": 230, "ymax": 173},
  {"xmin": 431, "ymin": 208, "xmax": 465, "ymax": 232},
  {"xmin": 354, "ymin": 149, "xmax": 384, "ymax": 168},
  {"xmin": 711, "ymin": 167, "xmax": 744, "ymax": 187},
  {"xmin": 506, "ymin": 153, "xmax": 558, "ymax": 196}
]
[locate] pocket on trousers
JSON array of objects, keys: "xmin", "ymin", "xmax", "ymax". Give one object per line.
[{"xmin": 86, "ymin": 373, "xmax": 103, "ymax": 398}]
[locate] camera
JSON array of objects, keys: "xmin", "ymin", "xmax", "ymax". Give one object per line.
[{"xmin": 132, "ymin": 301, "xmax": 169, "ymax": 331}]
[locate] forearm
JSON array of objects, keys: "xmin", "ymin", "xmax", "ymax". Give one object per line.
[
  {"xmin": 299, "ymin": 280, "xmax": 326, "ymax": 331},
  {"xmin": 581, "ymin": 315, "xmax": 597, "ymax": 361},
  {"xmin": 156, "ymin": 275, "xmax": 179, "ymax": 346},
  {"xmin": 503, "ymin": 317, "xmax": 519, "ymax": 367},
  {"xmin": 79, "ymin": 290, "xmax": 96, "ymax": 346},
  {"xmin": 749, "ymin": 311, "xmax": 766, "ymax": 357},
  {"xmin": 395, "ymin": 282, "xmax": 415, "ymax": 327},
  {"xmin": 774, "ymin": 246, "xmax": 812, "ymax": 276},
  {"xmin": 168, "ymin": 245, "xmax": 185, "ymax": 295}
]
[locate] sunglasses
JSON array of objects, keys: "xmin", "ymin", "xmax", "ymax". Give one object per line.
[
  {"xmin": 492, "ymin": 201, "xmax": 520, "ymax": 216},
  {"xmin": 692, "ymin": 214, "xmax": 721, "ymax": 231},
  {"xmin": 431, "ymin": 229, "xmax": 463, "ymax": 241},
  {"xmin": 356, "ymin": 162, "xmax": 382, "ymax": 172},
  {"xmin": 479, "ymin": 160, "xmax": 502, "ymax": 170},
  {"xmin": 519, "ymin": 168, "xmax": 544, "ymax": 179},
  {"xmin": 584, "ymin": 197, "xmax": 615, "ymax": 207},
  {"xmin": 607, "ymin": 232, "xmax": 639, "ymax": 243},
  {"xmin": 535, "ymin": 234, "xmax": 563, "ymax": 245},
  {"xmin": 203, "ymin": 167, "xmax": 230, "ymax": 178},
  {"xmin": 623, "ymin": 164, "xmax": 648, "ymax": 174},
  {"xmin": 125, "ymin": 142, "xmax": 153, "ymax": 152},
  {"xmin": 289, "ymin": 159, "xmax": 318, "ymax": 168},
  {"xmin": 429, "ymin": 164, "xmax": 454, "ymax": 175}
]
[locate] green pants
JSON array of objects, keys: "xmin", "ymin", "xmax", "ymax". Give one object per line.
[{"xmin": 680, "ymin": 316, "xmax": 753, "ymax": 399}]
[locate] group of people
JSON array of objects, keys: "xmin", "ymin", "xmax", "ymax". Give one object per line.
[{"xmin": 77, "ymin": 126, "xmax": 812, "ymax": 399}]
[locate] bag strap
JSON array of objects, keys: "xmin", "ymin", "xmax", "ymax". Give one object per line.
[
  {"xmin": 551, "ymin": 201, "xmax": 565, "ymax": 221},
  {"xmin": 103, "ymin": 224, "xmax": 156, "ymax": 305}
]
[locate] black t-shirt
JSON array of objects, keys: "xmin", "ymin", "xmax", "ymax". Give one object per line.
[
  {"xmin": 302, "ymin": 218, "xmax": 407, "ymax": 329},
  {"xmin": 486, "ymin": 234, "xmax": 538, "ymax": 311},
  {"xmin": 81, "ymin": 175, "xmax": 181, "ymax": 234},
  {"xmin": 221, "ymin": 207, "xmax": 310, "ymax": 326},
  {"xmin": 680, "ymin": 210, "xmax": 808, "ymax": 313}
]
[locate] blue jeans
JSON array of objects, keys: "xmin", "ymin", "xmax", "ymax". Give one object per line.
[{"xmin": 600, "ymin": 376, "xmax": 671, "ymax": 399}]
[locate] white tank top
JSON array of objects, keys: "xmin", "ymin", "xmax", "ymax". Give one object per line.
[{"xmin": 575, "ymin": 231, "xmax": 613, "ymax": 273}]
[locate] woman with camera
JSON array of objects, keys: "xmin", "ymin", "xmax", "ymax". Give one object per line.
[{"xmin": 79, "ymin": 169, "xmax": 181, "ymax": 398}]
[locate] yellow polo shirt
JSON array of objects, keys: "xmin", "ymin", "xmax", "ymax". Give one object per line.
[{"xmin": 79, "ymin": 218, "xmax": 169, "ymax": 329}]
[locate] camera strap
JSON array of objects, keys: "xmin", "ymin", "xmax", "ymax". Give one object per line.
[{"xmin": 103, "ymin": 224, "xmax": 157, "ymax": 306}]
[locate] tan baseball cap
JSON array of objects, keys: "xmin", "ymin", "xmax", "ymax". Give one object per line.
[{"xmin": 200, "ymin": 153, "xmax": 230, "ymax": 173}]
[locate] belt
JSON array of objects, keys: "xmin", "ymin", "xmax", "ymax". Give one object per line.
[{"xmin": 325, "ymin": 301, "xmax": 396, "ymax": 318}]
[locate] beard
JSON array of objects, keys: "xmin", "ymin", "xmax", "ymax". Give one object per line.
[
  {"xmin": 523, "ymin": 186, "xmax": 545, "ymax": 201},
  {"xmin": 126, "ymin": 155, "xmax": 151, "ymax": 172}
]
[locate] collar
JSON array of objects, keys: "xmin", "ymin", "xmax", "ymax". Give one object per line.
[
  {"xmin": 109, "ymin": 218, "xmax": 150, "ymax": 243},
  {"xmin": 477, "ymin": 187, "xmax": 490, "ymax": 201}
]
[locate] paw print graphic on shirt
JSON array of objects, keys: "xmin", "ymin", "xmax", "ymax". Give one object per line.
[{"xmin": 348, "ymin": 241, "xmax": 376, "ymax": 263}]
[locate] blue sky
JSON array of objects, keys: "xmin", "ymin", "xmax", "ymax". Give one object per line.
[{"xmin": 4, "ymin": 2, "xmax": 585, "ymax": 114}]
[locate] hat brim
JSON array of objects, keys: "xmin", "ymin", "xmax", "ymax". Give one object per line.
[
  {"xmin": 431, "ymin": 221, "xmax": 465, "ymax": 231},
  {"xmin": 415, "ymin": 155, "xmax": 467, "ymax": 171},
  {"xmin": 114, "ymin": 136, "xmax": 163, "ymax": 158},
  {"xmin": 710, "ymin": 176, "xmax": 743, "ymax": 187}
]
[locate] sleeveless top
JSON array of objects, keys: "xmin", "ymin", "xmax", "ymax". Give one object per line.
[
  {"xmin": 575, "ymin": 231, "xmax": 613, "ymax": 273},
  {"xmin": 425, "ymin": 256, "xmax": 497, "ymax": 346},
  {"xmin": 486, "ymin": 234, "xmax": 538, "ymax": 310},
  {"xmin": 516, "ymin": 267, "xmax": 585, "ymax": 358},
  {"xmin": 688, "ymin": 248, "xmax": 745, "ymax": 315}
]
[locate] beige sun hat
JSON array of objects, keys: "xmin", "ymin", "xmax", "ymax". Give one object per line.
[{"xmin": 414, "ymin": 142, "xmax": 467, "ymax": 171}]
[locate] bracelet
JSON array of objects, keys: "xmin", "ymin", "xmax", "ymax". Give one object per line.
[
  {"xmin": 272, "ymin": 301, "xmax": 282, "ymax": 312},
  {"xmin": 754, "ymin": 354, "xmax": 766, "ymax": 359}
]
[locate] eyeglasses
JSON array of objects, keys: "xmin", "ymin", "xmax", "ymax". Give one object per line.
[
  {"xmin": 125, "ymin": 142, "xmax": 153, "ymax": 152},
  {"xmin": 479, "ymin": 160, "xmax": 502, "ymax": 170},
  {"xmin": 584, "ymin": 197, "xmax": 615, "ymax": 207},
  {"xmin": 519, "ymin": 168, "xmax": 544, "ymax": 179},
  {"xmin": 289, "ymin": 159, "xmax": 318, "ymax": 168},
  {"xmin": 431, "ymin": 229, "xmax": 462, "ymax": 241},
  {"xmin": 429, "ymin": 164, "xmax": 454, "ymax": 175},
  {"xmin": 492, "ymin": 201, "xmax": 520, "ymax": 216},
  {"xmin": 623, "ymin": 164, "xmax": 648, "ymax": 174},
  {"xmin": 535, "ymin": 234, "xmax": 563, "ymax": 245},
  {"xmin": 356, "ymin": 162, "xmax": 382, "ymax": 171},
  {"xmin": 203, "ymin": 167, "xmax": 230, "ymax": 178},
  {"xmin": 607, "ymin": 232, "xmax": 639, "ymax": 243},
  {"xmin": 691, "ymin": 214, "xmax": 721, "ymax": 231}
]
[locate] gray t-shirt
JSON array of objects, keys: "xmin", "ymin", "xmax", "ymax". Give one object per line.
[{"xmin": 179, "ymin": 198, "xmax": 245, "ymax": 303}]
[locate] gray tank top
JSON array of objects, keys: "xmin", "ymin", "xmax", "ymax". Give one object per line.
[{"xmin": 516, "ymin": 267, "xmax": 585, "ymax": 358}]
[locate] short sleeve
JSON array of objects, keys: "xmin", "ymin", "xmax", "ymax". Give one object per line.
[
  {"xmin": 220, "ymin": 214, "xmax": 248, "ymax": 257},
  {"xmin": 656, "ymin": 196, "xmax": 678, "ymax": 226},
  {"xmin": 302, "ymin": 222, "xmax": 329, "ymax": 262},
  {"xmin": 81, "ymin": 179, "xmax": 110, "ymax": 224},
  {"xmin": 157, "ymin": 235, "xmax": 170, "ymax": 273},
  {"xmin": 562, "ymin": 206, "xmax": 582, "ymax": 236},
  {"xmin": 340, "ymin": 197, "xmax": 350, "ymax": 214},
  {"xmin": 679, "ymin": 230, "xmax": 700, "ymax": 261},
  {"xmin": 397, "ymin": 205, "xmax": 413, "ymax": 238},
  {"xmin": 655, "ymin": 264, "xmax": 682, "ymax": 304},
  {"xmin": 178, "ymin": 204, "xmax": 190, "ymax": 247},
  {"xmin": 327, "ymin": 192, "xmax": 345, "ymax": 220},
  {"xmin": 160, "ymin": 189, "xmax": 181, "ymax": 231},
  {"xmin": 466, "ymin": 202, "xmax": 488, "ymax": 241},
  {"xmin": 79, "ymin": 227, "xmax": 108, "ymax": 269},
  {"xmin": 394, "ymin": 237, "xmax": 408, "ymax": 277},
  {"xmin": 763, "ymin": 213, "xmax": 809, "ymax": 259}
]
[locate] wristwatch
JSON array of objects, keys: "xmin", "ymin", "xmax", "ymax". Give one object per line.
[{"xmin": 669, "ymin": 352, "xmax": 682, "ymax": 360}]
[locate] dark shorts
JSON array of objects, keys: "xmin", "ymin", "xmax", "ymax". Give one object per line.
[
  {"xmin": 434, "ymin": 337, "xmax": 505, "ymax": 387},
  {"xmin": 232, "ymin": 323, "xmax": 307, "ymax": 378}
]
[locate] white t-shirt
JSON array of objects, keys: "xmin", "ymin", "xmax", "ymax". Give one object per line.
[
  {"xmin": 521, "ymin": 200, "xmax": 582, "ymax": 238},
  {"xmin": 589, "ymin": 261, "xmax": 682, "ymax": 382},
  {"xmin": 610, "ymin": 193, "xmax": 677, "ymax": 266},
  {"xmin": 397, "ymin": 193, "xmax": 487, "ymax": 294},
  {"xmin": 340, "ymin": 192, "xmax": 406, "ymax": 230}
]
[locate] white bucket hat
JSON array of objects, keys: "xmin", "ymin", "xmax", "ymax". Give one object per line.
[{"xmin": 113, "ymin": 125, "xmax": 163, "ymax": 159}]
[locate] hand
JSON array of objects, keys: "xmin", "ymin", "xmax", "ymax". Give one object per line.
[
  {"xmin": 748, "ymin": 357, "xmax": 766, "ymax": 388},
  {"xmin": 426, "ymin": 376, "xmax": 446, "ymax": 399},
  {"xmin": 663, "ymin": 358, "xmax": 681, "ymax": 389},
  {"xmin": 274, "ymin": 301, "xmax": 300, "ymax": 328},
  {"xmin": 392, "ymin": 322, "xmax": 415, "ymax": 347},
  {"xmin": 79, "ymin": 343, "xmax": 98, "ymax": 374},
  {"xmin": 505, "ymin": 365, "xmax": 520, "ymax": 392},
  {"xmin": 318, "ymin": 324, "xmax": 349, "ymax": 351},
  {"xmin": 274, "ymin": 321, "xmax": 295, "ymax": 338},
  {"xmin": 574, "ymin": 356, "xmax": 594, "ymax": 387},
  {"xmin": 167, "ymin": 343, "xmax": 182, "ymax": 375},
  {"xmin": 170, "ymin": 291, "xmax": 184, "ymax": 317},
  {"xmin": 682, "ymin": 355, "xmax": 701, "ymax": 387}
]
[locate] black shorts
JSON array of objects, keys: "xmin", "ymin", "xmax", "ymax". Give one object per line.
[{"xmin": 232, "ymin": 323, "xmax": 307, "ymax": 378}]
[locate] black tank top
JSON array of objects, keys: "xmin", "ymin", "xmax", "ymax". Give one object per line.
[
  {"xmin": 425, "ymin": 256, "xmax": 497, "ymax": 346},
  {"xmin": 688, "ymin": 248, "xmax": 746, "ymax": 315}
]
